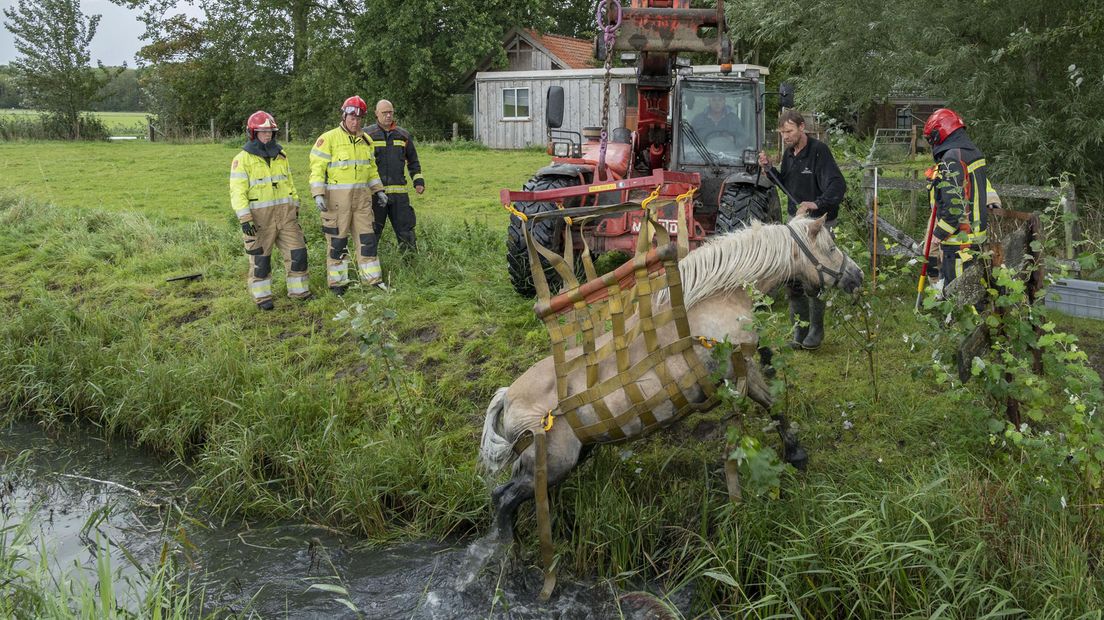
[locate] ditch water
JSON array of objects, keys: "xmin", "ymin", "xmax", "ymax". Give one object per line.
[{"xmin": 0, "ymin": 420, "xmax": 677, "ymax": 618}]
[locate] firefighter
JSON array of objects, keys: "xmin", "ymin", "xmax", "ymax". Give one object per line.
[
  {"xmin": 365, "ymin": 99, "xmax": 424, "ymax": 252},
  {"xmin": 309, "ymin": 96, "xmax": 388, "ymax": 294},
  {"xmin": 923, "ymin": 108, "xmax": 989, "ymax": 286},
  {"xmin": 758, "ymin": 110, "xmax": 846, "ymax": 350},
  {"xmin": 229, "ymin": 110, "xmax": 310, "ymax": 310}
]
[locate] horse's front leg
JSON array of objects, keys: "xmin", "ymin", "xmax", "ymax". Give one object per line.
[{"xmin": 745, "ymin": 356, "xmax": 808, "ymax": 471}]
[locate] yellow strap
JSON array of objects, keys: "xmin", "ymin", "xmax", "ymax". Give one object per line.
[{"xmin": 543, "ymin": 410, "xmax": 555, "ymax": 431}]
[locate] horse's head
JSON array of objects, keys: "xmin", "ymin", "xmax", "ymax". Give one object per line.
[{"xmin": 786, "ymin": 215, "xmax": 864, "ymax": 296}]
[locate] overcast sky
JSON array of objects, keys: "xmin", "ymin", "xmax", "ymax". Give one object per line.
[{"xmin": 0, "ymin": 0, "xmax": 199, "ymax": 67}]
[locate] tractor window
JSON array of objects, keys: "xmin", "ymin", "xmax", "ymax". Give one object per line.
[{"xmin": 680, "ymin": 81, "xmax": 756, "ymax": 164}]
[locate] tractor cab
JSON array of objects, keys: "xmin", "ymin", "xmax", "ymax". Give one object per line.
[{"xmin": 671, "ymin": 71, "xmax": 771, "ymax": 218}]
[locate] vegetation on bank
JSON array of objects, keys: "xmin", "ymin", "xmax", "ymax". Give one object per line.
[{"xmin": 0, "ymin": 145, "xmax": 1102, "ymax": 616}]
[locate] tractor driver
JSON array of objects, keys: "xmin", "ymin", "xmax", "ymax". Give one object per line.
[{"xmin": 691, "ymin": 94, "xmax": 741, "ymax": 148}]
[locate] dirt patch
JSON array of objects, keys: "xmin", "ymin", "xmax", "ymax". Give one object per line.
[
  {"xmin": 403, "ymin": 325, "xmax": 440, "ymax": 343},
  {"xmin": 334, "ymin": 363, "xmax": 369, "ymax": 380},
  {"xmin": 171, "ymin": 307, "xmax": 209, "ymax": 326}
]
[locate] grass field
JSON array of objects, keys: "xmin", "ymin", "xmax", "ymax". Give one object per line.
[
  {"xmin": 0, "ymin": 141, "xmax": 546, "ymax": 225},
  {"xmin": 0, "ymin": 109, "xmax": 148, "ymax": 134},
  {"xmin": 0, "ymin": 142, "xmax": 1101, "ymax": 616}
]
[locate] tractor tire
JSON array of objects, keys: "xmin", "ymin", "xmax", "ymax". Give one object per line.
[
  {"xmin": 506, "ymin": 175, "xmax": 581, "ymax": 297},
  {"xmin": 716, "ymin": 184, "xmax": 781, "ymax": 234}
]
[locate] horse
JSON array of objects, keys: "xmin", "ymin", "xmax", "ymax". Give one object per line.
[{"xmin": 478, "ymin": 214, "xmax": 864, "ymax": 541}]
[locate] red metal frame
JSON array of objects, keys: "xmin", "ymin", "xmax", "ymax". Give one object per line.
[{"xmin": 500, "ymin": 169, "xmax": 699, "ymax": 206}]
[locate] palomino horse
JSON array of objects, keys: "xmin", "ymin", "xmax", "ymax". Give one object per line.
[{"xmin": 479, "ymin": 214, "xmax": 864, "ymax": 540}]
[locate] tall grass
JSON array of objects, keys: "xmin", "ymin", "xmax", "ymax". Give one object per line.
[
  {"xmin": 0, "ymin": 181, "xmax": 1101, "ymax": 615},
  {"xmin": 0, "ymin": 513, "xmax": 205, "ymax": 619}
]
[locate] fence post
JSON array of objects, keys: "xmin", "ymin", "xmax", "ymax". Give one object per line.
[
  {"xmin": 909, "ymin": 125, "xmax": 917, "ymax": 158},
  {"xmin": 285, "ymin": 121, "xmax": 290, "ymax": 143},
  {"xmin": 210, "ymin": 118, "xmax": 215, "ymax": 142},
  {"xmin": 148, "ymin": 123, "xmax": 155, "ymax": 142},
  {"xmin": 1061, "ymin": 184, "xmax": 1080, "ymax": 260},
  {"xmin": 909, "ymin": 168, "xmax": 918, "ymax": 227},
  {"xmin": 452, "ymin": 122, "xmax": 459, "ymax": 141}
]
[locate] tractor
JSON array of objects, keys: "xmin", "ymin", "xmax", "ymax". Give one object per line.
[{"xmin": 502, "ymin": 0, "xmax": 794, "ymax": 296}]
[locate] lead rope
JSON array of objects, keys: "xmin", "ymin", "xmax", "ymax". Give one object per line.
[{"xmin": 595, "ymin": 0, "xmax": 621, "ymax": 182}]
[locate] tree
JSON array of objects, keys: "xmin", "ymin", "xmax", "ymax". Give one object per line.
[
  {"xmin": 726, "ymin": 0, "xmax": 1104, "ymax": 195},
  {"xmin": 2, "ymin": 0, "xmax": 115, "ymax": 138}
]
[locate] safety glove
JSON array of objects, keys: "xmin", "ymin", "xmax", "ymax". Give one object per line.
[
  {"xmin": 374, "ymin": 190, "xmax": 388, "ymax": 208},
  {"xmin": 315, "ymin": 195, "xmax": 327, "ymax": 212},
  {"xmin": 241, "ymin": 220, "xmax": 257, "ymax": 236}
]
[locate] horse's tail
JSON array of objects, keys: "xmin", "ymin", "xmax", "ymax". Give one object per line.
[{"xmin": 479, "ymin": 387, "xmax": 514, "ymax": 475}]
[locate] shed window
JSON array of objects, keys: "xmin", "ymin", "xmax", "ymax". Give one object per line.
[
  {"xmin": 503, "ymin": 88, "xmax": 530, "ymax": 120},
  {"xmin": 896, "ymin": 107, "xmax": 912, "ymax": 130}
]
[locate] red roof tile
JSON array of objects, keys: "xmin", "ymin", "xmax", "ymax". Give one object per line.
[{"xmin": 526, "ymin": 30, "xmax": 594, "ymax": 70}]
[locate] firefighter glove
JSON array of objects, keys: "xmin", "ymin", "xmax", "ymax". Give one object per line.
[
  {"xmin": 374, "ymin": 190, "xmax": 388, "ymax": 208},
  {"xmin": 241, "ymin": 220, "xmax": 257, "ymax": 236},
  {"xmin": 315, "ymin": 195, "xmax": 327, "ymax": 212}
]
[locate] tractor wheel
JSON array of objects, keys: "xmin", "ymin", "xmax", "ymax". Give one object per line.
[
  {"xmin": 506, "ymin": 175, "xmax": 581, "ymax": 296},
  {"xmin": 716, "ymin": 184, "xmax": 780, "ymax": 234}
]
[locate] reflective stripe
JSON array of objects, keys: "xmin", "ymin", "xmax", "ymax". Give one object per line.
[
  {"xmin": 249, "ymin": 174, "xmax": 288, "ymax": 187},
  {"xmin": 327, "ymin": 262, "xmax": 349, "ymax": 285},
  {"xmin": 310, "ymin": 148, "xmax": 332, "ymax": 160},
  {"xmin": 229, "ymin": 172, "xmax": 249, "ymax": 180},
  {"xmin": 327, "ymin": 182, "xmax": 372, "ymax": 190},
  {"xmin": 391, "ymin": 140, "xmax": 406, "ymax": 148},
  {"xmin": 966, "ymin": 158, "xmax": 986, "ymax": 173},
  {"xmin": 311, "ymin": 182, "xmax": 326, "ymax": 190},
  {"xmin": 369, "ymin": 178, "xmax": 382, "ymax": 188},
  {"xmin": 286, "ymin": 275, "xmax": 309, "ymax": 294},
  {"xmin": 235, "ymin": 207, "xmax": 251, "ymax": 218},
  {"xmin": 937, "ymin": 220, "xmax": 957, "ymax": 234},
  {"xmin": 412, "ymin": 173, "xmax": 424, "ymax": 181},
  {"xmin": 359, "ymin": 258, "xmax": 382, "ymax": 284},
  {"xmin": 251, "ymin": 197, "xmax": 296, "ymax": 209},
  {"xmin": 383, "ymin": 185, "xmax": 408, "ymax": 193},
  {"xmin": 327, "ymin": 160, "xmax": 373, "ymax": 169},
  {"xmin": 250, "ymin": 279, "xmax": 273, "ymax": 299}
]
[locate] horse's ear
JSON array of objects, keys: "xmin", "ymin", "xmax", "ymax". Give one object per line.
[{"xmin": 808, "ymin": 214, "xmax": 826, "ymax": 238}]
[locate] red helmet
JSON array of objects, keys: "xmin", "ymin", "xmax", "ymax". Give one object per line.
[
  {"xmin": 246, "ymin": 110, "xmax": 278, "ymax": 140},
  {"xmin": 341, "ymin": 96, "xmax": 368, "ymax": 117},
  {"xmin": 923, "ymin": 108, "xmax": 964, "ymax": 146}
]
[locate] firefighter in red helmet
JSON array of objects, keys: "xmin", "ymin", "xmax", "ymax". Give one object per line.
[
  {"xmin": 309, "ymin": 96, "xmax": 388, "ymax": 294},
  {"xmin": 229, "ymin": 111, "xmax": 311, "ymax": 309},
  {"xmin": 923, "ymin": 108, "xmax": 995, "ymax": 287}
]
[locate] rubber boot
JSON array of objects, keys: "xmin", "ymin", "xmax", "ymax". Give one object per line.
[
  {"xmin": 801, "ymin": 296, "xmax": 826, "ymax": 350},
  {"xmin": 788, "ymin": 294, "xmax": 809, "ymax": 349}
]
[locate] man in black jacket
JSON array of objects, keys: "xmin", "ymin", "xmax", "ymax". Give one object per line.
[
  {"xmin": 366, "ymin": 99, "xmax": 425, "ymax": 253},
  {"xmin": 758, "ymin": 110, "xmax": 847, "ymax": 350}
]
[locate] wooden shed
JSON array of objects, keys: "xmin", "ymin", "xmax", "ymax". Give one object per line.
[{"xmin": 473, "ymin": 66, "xmax": 641, "ymax": 150}]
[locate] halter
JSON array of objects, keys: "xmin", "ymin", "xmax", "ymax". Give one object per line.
[{"xmin": 786, "ymin": 222, "xmax": 845, "ymax": 291}]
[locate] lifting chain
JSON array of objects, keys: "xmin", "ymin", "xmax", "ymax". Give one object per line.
[{"xmin": 595, "ymin": 0, "xmax": 621, "ymax": 181}]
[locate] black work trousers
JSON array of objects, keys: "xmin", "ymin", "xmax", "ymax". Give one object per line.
[{"xmin": 373, "ymin": 192, "xmax": 417, "ymax": 251}]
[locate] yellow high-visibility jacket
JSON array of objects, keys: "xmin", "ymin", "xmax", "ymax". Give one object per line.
[
  {"xmin": 229, "ymin": 149, "xmax": 300, "ymax": 222},
  {"xmin": 308, "ymin": 126, "xmax": 383, "ymax": 197}
]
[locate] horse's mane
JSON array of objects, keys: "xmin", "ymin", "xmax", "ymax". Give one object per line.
[{"xmin": 677, "ymin": 217, "xmax": 817, "ymax": 308}]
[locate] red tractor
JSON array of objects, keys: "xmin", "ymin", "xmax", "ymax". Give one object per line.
[{"xmin": 502, "ymin": 0, "xmax": 794, "ymax": 296}]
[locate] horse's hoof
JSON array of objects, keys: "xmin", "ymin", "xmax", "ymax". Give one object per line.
[{"xmin": 785, "ymin": 446, "xmax": 809, "ymax": 471}]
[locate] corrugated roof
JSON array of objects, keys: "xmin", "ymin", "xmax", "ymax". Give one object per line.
[{"xmin": 526, "ymin": 30, "xmax": 594, "ymax": 70}]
